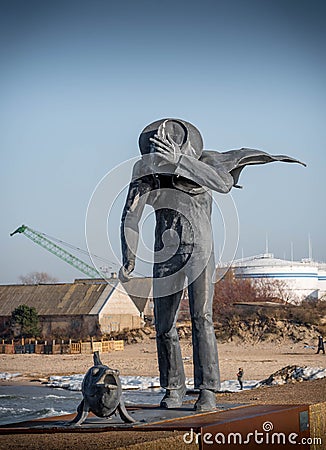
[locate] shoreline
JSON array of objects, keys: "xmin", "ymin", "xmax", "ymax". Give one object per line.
[
  {"xmin": 0, "ymin": 377, "xmax": 47, "ymax": 387},
  {"xmin": 1, "ymin": 340, "xmax": 325, "ymax": 381},
  {"xmin": 1, "ymin": 340, "xmax": 326, "ymax": 398},
  {"xmin": 1, "ymin": 375, "xmax": 326, "ymax": 427},
  {"xmin": 1, "ymin": 373, "xmax": 326, "ymax": 411},
  {"xmin": 1, "ymin": 353, "xmax": 325, "ymax": 450}
]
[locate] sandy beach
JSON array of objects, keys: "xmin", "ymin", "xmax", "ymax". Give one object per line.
[
  {"xmin": 1, "ymin": 339, "xmax": 325, "ymax": 383},
  {"xmin": 1, "ymin": 339, "xmax": 326, "ymax": 449},
  {"xmin": 1, "ymin": 338, "xmax": 326, "ymax": 408}
]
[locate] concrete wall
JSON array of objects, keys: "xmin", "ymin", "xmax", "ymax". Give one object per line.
[
  {"xmin": 99, "ymin": 314, "xmax": 142, "ymax": 333},
  {"xmin": 100, "ymin": 284, "xmax": 140, "ymax": 315},
  {"xmin": 0, "ymin": 316, "xmax": 10, "ymax": 337},
  {"xmin": 0, "ymin": 312, "xmax": 142, "ymax": 338},
  {"xmin": 98, "ymin": 283, "xmax": 142, "ymax": 332},
  {"xmin": 39, "ymin": 315, "xmax": 100, "ymax": 339}
]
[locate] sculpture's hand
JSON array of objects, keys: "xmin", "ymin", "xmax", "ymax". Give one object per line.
[
  {"xmin": 149, "ymin": 134, "xmax": 181, "ymax": 165},
  {"xmin": 118, "ymin": 261, "xmax": 135, "ymax": 283}
]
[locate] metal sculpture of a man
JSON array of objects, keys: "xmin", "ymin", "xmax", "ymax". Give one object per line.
[{"xmin": 119, "ymin": 118, "xmax": 304, "ymax": 411}]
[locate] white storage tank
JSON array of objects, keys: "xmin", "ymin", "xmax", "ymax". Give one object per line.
[
  {"xmin": 229, "ymin": 254, "xmax": 321, "ymax": 303},
  {"xmin": 318, "ymin": 263, "xmax": 326, "ymax": 300}
]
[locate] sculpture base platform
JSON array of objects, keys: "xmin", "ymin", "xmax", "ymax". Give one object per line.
[{"xmin": 0, "ymin": 402, "xmax": 324, "ymax": 450}]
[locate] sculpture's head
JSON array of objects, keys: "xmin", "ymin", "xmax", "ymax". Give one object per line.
[{"xmin": 138, "ymin": 118, "xmax": 203, "ymax": 159}]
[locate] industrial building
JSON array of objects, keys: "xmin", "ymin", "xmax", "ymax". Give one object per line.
[
  {"xmin": 0, "ymin": 277, "xmax": 145, "ymax": 339},
  {"xmin": 223, "ymin": 253, "xmax": 326, "ymax": 303}
]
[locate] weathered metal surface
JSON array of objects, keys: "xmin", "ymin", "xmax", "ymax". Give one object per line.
[
  {"xmin": 0, "ymin": 402, "xmax": 321, "ymax": 450},
  {"xmin": 120, "ymin": 118, "xmax": 305, "ymax": 411},
  {"xmin": 309, "ymin": 402, "xmax": 326, "ymax": 450},
  {"xmin": 70, "ymin": 351, "xmax": 135, "ymax": 425},
  {"xmin": 198, "ymin": 405, "xmax": 311, "ymax": 450},
  {"xmin": 0, "ymin": 403, "xmax": 241, "ymax": 433}
]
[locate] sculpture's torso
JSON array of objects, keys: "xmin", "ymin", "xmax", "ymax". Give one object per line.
[{"xmin": 142, "ymin": 174, "xmax": 213, "ymax": 254}]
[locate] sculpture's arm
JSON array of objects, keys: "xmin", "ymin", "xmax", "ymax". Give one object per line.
[
  {"xmin": 174, "ymin": 155, "xmax": 234, "ymax": 193},
  {"xmin": 175, "ymin": 149, "xmax": 305, "ymax": 192},
  {"xmin": 119, "ymin": 175, "xmax": 153, "ymax": 282},
  {"xmin": 149, "ymin": 135, "xmax": 305, "ymax": 193},
  {"xmin": 200, "ymin": 149, "xmax": 306, "ymax": 189},
  {"xmin": 148, "ymin": 135, "xmax": 234, "ymax": 193}
]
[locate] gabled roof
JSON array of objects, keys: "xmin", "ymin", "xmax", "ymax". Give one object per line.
[{"xmin": 0, "ymin": 281, "xmax": 118, "ymax": 316}]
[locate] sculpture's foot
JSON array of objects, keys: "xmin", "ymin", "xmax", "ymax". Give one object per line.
[
  {"xmin": 160, "ymin": 386, "xmax": 186, "ymax": 409},
  {"xmin": 194, "ymin": 389, "xmax": 216, "ymax": 411}
]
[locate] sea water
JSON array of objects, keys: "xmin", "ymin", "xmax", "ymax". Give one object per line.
[
  {"xmin": 0, "ymin": 375, "xmax": 253, "ymax": 426},
  {"xmin": 0, "ymin": 383, "xmax": 169, "ymax": 426},
  {"xmin": 0, "ymin": 384, "xmax": 82, "ymax": 426},
  {"xmin": 1, "ymin": 365, "xmax": 325, "ymax": 426}
]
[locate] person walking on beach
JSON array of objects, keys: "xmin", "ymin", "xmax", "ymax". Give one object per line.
[
  {"xmin": 237, "ymin": 368, "xmax": 244, "ymax": 390},
  {"xmin": 316, "ymin": 336, "xmax": 325, "ymax": 354}
]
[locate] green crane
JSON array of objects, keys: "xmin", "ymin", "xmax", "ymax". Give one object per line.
[{"xmin": 10, "ymin": 224, "xmax": 104, "ymax": 279}]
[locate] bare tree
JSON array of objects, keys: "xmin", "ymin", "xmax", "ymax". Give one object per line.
[
  {"xmin": 18, "ymin": 272, "xmax": 58, "ymax": 285},
  {"xmin": 212, "ymin": 269, "xmax": 299, "ymax": 320},
  {"xmin": 252, "ymin": 278, "xmax": 299, "ymax": 304}
]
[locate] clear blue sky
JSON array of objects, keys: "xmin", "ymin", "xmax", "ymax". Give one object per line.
[{"xmin": 1, "ymin": 0, "xmax": 325, "ymax": 283}]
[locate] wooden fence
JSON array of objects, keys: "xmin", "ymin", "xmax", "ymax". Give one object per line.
[{"xmin": 0, "ymin": 338, "xmax": 124, "ymax": 355}]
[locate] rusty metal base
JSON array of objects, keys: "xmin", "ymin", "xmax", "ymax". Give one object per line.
[
  {"xmin": 1, "ymin": 402, "xmax": 322, "ymax": 450},
  {"xmin": 0, "ymin": 403, "xmax": 244, "ymax": 432}
]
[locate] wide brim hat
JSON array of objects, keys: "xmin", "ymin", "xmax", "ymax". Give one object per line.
[{"xmin": 138, "ymin": 118, "xmax": 203, "ymax": 159}]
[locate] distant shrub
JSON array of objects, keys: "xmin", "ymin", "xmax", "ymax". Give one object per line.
[{"xmin": 11, "ymin": 304, "xmax": 41, "ymax": 338}]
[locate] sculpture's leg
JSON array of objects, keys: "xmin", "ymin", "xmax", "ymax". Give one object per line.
[
  {"xmin": 153, "ymin": 258, "xmax": 186, "ymax": 408},
  {"xmin": 117, "ymin": 397, "xmax": 136, "ymax": 423},
  {"xmin": 69, "ymin": 399, "xmax": 89, "ymax": 426},
  {"xmin": 154, "ymin": 289, "xmax": 186, "ymax": 390},
  {"xmin": 188, "ymin": 252, "xmax": 220, "ymax": 410}
]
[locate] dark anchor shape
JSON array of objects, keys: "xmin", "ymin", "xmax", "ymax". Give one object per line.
[{"xmin": 70, "ymin": 351, "xmax": 135, "ymax": 425}]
